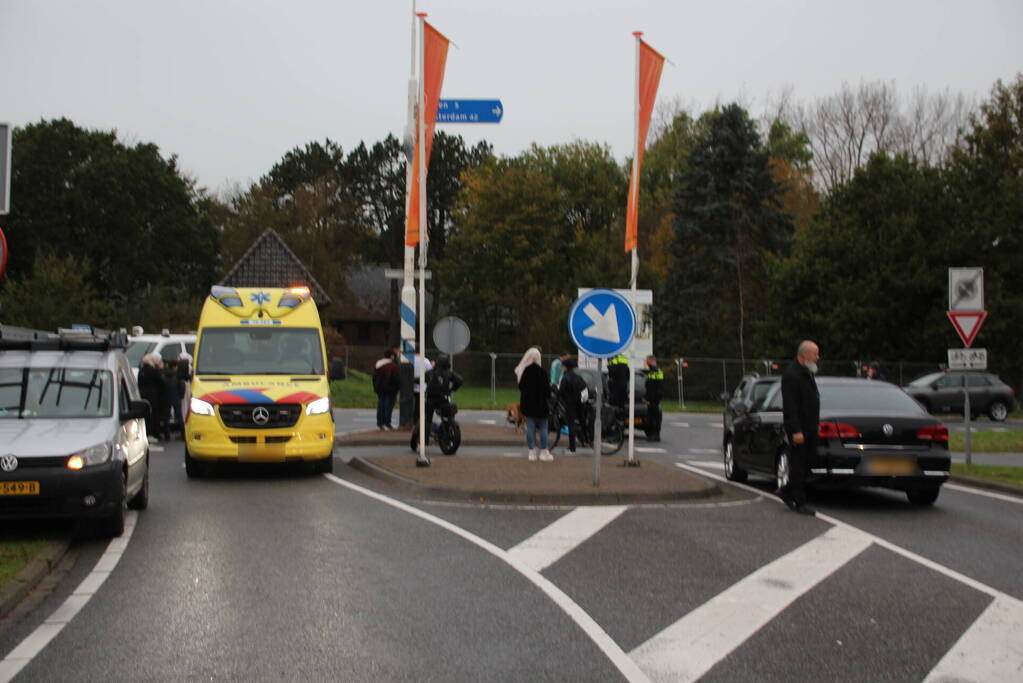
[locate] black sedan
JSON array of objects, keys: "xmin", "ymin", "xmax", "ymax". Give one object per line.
[{"xmin": 723, "ymin": 377, "xmax": 951, "ymax": 505}]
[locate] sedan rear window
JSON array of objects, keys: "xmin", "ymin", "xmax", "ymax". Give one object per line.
[
  {"xmin": 0, "ymin": 367, "xmax": 114, "ymax": 419},
  {"xmin": 764, "ymin": 382, "xmax": 927, "ymax": 414}
]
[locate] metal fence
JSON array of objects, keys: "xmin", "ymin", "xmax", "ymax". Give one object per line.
[{"xmin": 338, "ymin": 346, "xmax": 950, "ymax": 406}]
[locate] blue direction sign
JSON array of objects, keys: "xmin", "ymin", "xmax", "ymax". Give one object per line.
[
  {"xmin": 568, "ymin": 289, "xmax": 636, "ymax": 359},
  {"xmin": 437, "ymin": 99, "xmax": 503, "ymax": 124}
]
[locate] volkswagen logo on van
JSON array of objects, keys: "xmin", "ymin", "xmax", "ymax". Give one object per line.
[
  {"xmin": 1, "ymin": 454, "xmax": 17, "ymax": 473},
  {"xmin": 882, "ymin": 423, "xmax": 894, "ymax": 437},
  {"xmin": 252, "ymin": 407, "xmax": 270, "ymax": 425}
]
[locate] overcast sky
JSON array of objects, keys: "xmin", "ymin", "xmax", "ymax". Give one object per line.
[{"xmin": 3, "ymin": 0, "xmax": 1020, "ymax": 194}]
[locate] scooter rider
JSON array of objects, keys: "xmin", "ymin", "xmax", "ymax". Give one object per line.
[{"xmin": 423, "ymin": 355, "xmax": 463, "ymax": 443}]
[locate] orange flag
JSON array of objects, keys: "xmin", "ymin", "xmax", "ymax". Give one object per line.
[
  {"xmin": 625, "ymin": 38, "xmax": 665, "ymax": 252},
  {"xmin": 405, "ymin": 21, "xmax": 451, "ymax": 247}
]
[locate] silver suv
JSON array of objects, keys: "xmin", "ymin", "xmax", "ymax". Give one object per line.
[{"xmin": 0, "ymin": 326, "xmax": 150, "ymax": 537}]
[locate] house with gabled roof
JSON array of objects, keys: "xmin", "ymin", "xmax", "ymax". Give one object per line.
[{"xmin": 220, "ymin": 229, "xmax": 331, "ymax": 304}]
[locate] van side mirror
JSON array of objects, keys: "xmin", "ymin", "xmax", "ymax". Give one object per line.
[
  {"xmin": 121, "ymin": 399, "xmax": 151, "ymax": 422},
  {"xmin": 329, "ymin": 357, "xmax": 346, "ymax": 381}
]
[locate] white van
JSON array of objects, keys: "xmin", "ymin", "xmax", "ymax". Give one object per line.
[{"xmin": 125, "ymin": 329, "xmax": 196, "ymax": 380}]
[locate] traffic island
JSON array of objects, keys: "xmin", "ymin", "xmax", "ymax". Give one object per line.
[
  {"xmin": 339, "ymin": 422, "xmax": 526, "ymax": 448},
  {"xmin": 350, "ymin": 454, "xmax": 720, "ymax": 504}
]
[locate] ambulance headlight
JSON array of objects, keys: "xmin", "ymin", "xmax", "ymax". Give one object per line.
[
  {"xmin": 305, "ymin": 397, "xmax": 331, "ymax": 416},
  {"xmin": 190, "ymin": 397, "xmax": 215, "ymax": 417}
]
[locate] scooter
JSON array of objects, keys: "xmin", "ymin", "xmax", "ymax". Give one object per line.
[{"xmin": 409, "ymin": 396, "xmax": 461, "ymax": 455}]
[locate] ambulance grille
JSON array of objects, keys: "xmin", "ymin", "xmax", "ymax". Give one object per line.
[{"xmin": 219, "ymin": 404, "xmax": 300, "ymax": 429}]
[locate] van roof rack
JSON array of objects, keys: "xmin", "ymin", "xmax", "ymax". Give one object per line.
[{"xmin": 0, "ymin": 324, "xmax": 127, "ymax": 352}]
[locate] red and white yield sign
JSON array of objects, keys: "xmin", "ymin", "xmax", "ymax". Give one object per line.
[
  {"xmin": 947, "ymin": 311, "xmax": 987, "ymax": 348},
  {"xmin": 947, "ymin": 267, "xmax": 986, "ymax": 348}
]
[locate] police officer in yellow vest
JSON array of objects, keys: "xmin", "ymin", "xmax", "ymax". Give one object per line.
[
  {"xmin": 643, "ymin": 355, "xmax": 664, "ymax": 442},
  {"xmin": 607, "ymin": 353, "xmax": 630, "ymax": 410}
]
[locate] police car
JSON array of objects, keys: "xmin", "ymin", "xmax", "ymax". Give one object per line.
[{"xmin": 0, "ymin": 325, "xmax": 151, "ymax": 537}]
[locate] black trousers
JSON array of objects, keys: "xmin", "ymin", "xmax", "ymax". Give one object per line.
[
  {"xmin": 646, "ymin": 401, "xmax": 662, "ymax": 437},
  {"xmin": 564, "ymin": 403, "xmax": 581, "ymax": 452},
  {"xmin": 784, "ymin": 442, "xmax": 811, "ymax": 506}
]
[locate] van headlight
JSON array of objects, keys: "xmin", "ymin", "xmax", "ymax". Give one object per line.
[
  {"xmin": 67, "ymin": 443, "xmax": 113, "ymax": 469},
  {"xmin": 190, "ymin": 397, "xmax": 215, "ymax": 416},
  {"xmin": 305, "ymin": 397, "xmax": 331, "ymax": 415}
]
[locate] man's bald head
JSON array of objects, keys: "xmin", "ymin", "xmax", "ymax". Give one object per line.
[{"xmin": 797, "ymin": 340, "xmax": 820, "ymax": 373}]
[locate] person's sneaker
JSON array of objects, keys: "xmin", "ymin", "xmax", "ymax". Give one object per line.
[
  {"xmin": 527, "ymin": 449, "xmax": 538, "ymax": 462},
  {"xmin": 794, "ymin": 504, "xmax": 816, "ymax": 516},
  {"xmin": 539, "ymin": 449, "xmax": 553, "ymax": 462}
]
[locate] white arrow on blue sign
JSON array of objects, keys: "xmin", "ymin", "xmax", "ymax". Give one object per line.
[
  {"xmin": 568, "ymin": 289, "xmax": 636, "ymax": 359},
  {"xmin": 437, "ymin": 99, "xmax": 503, "ymax": 124}
]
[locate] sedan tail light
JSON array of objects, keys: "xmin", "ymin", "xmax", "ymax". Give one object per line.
[
  {"xmin": 916, "ymin": 425, "xmax": 949, "ymax": 442},
  {"xmin": 818, "ymin": 422, "xmax": 860, "ymax": 439}
]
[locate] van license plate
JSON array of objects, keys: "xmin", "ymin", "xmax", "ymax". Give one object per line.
[{"xmin": 0, "ymin": 481, "xmax": 41, "ymax": 495}]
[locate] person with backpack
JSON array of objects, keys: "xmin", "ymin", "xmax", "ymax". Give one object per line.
[
  {"xmin": 558, "ymin": 358, "xmax": 588, "ymax": 454},
  {"xmin": 423, "ymin": 355, "xmax": 462, "ymax": 443},
  {"xmin": 373, "ymin": 348, "xmax": 401, "ymax": 430}
]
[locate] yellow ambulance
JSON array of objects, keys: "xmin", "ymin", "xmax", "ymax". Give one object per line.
[{"xmin": 184, "ymin": 286, "xmax": 341, "ymax": 477}]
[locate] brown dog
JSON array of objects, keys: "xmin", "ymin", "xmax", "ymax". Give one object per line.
[{"xmin": 506, "ymin": 402, "xmax": 525, "ymax": 431}]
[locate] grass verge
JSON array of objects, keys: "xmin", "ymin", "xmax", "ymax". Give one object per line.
[
  {"xmin": 948, "ymin": 430, "xmax": 1023, "ymax": 453},
  {"xmin": 951, "ymin": 463, "xmax": 1023, "ymax": 489},
  {"xmin": 0, "ymin": 538, "xmax": 49, "ymax": 589}
]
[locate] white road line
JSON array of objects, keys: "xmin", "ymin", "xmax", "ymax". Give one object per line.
[
  {"xmin": 630, "ymin": 525, "xmax": 870, "ymax": 683},
  {"xmin": 688, "ymin": 460, "xmax": 724, "ymax": 470},
  {"xmin": 923, "ymin": 597, "xmax": 1023, "ymax": 683},
  {"xmin": 323, "ymin": 474, "xmax": 650, "ymax": 683},
  {"xmin": 507, "ymin": 506, "xmax": 627, "ymax": 573},
  {"xmin": 675, "ymin": 461, "xmax": 1023, "ymax": 679},
  {"xmin": 688, "ymin": 448, "xmax": 719, "ymax": 455},
  {"xmin": 670, "ymin": 422, "xmax": 690, "ymax": 428},
  {"xmin": 636, "ymin": 447, "xmax": 666, "ymax": 454},
  {"xmin": 708, "ymin": 422, "xmax": 723, "ymax": 429},
  {"xmin": 352, "ymin": 417, "xmax": 376, "ymax": 423},
  {"xmin": 149, "ymin": 445, "xmax": 165, "ymax": 453},
  {"xmin": 944, "ymin": 482, "xmax": 1023, "ymax": 505},
  {"xmin": 477, "ymin": 419, "xmax": 497, "ymax": 425},
  {"xmin": 0, "ymin": 513, "xmax": 138, "ymax": 683}
]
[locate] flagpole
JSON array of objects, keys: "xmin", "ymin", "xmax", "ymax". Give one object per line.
[
  {"xmin": 416, "ymin": 12, "xmax": 429, "ymax": 466},
  {"xmin": 626, "ymin": 31, "xmax": 642, "ymax": 467},
  {"xmin": 401, "ymin": 0, "xmax": 417, "ymax": 431}
]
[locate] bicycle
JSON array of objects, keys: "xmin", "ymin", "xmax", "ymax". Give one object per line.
[{"xmin": 547, "ymin": 393, "xmax": 624, "ymax": 455}]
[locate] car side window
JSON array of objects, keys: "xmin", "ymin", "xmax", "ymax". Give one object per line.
[
  {"xmin": 734, "ymin": 379, "xmax": 748, "ymax": 399},
  {"xmin": 936, "ymin": 375, "xmax": 963, "ymax": 388},
  {"xmin": 966, "ymin": 374, "xmax": 990, "ymax": 387}
]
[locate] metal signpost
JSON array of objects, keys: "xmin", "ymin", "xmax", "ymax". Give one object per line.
[
  {"xmin": 947, "ymin": 267, "xmax": 987, "ymax": 465},
  {"xmin": 436, "ymin": 99, "xmax": 504, "ymax": 124},
  {"xmin": 568, "ymin": 289, "xmax": 636, "ymax": 485},
  {"xmin": 0, "ymin": 123, "xmax": 11, "ymax": 215}
]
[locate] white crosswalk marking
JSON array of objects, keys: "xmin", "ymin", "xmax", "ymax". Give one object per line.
[
  {"xmin": 689, "ymin": 460, "xmax": 724, "ymax": 470},
  {"xmin": 670, "ymin": 422, "xmax": 689, "ymax": 428},
  {"xmin": 636, "ymin": 447, "xmax": 666, "ymax": 454},
  {"xmin": 688, "ymin": 448, "xmax": 719, "ymax": 455},
  {"xmin": 507, "ymin": 506, "xmax": 628, "ymax": 573},
  {"xmin": 476, "ymin": 419, "xmax": 497, "ymax": 425},
  {"xmin": 629, "ymin": 525, "xmax": 872, "ymax": 683},
  {"xmin": 923, "ymin": 597, "xmax": 1023, "ymax": 683}
]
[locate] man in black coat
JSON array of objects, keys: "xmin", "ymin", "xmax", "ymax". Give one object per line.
[
  {"xmin": 780, "ymin": 340, "xmax": 820, "ymax": 515},
  {"xmin": 643, "ymin": 356, "xmax": 663, "ymax": 442}
]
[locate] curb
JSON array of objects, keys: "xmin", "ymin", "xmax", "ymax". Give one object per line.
[
  {"xmin": 0, "ymin": 539, "xmax": 69, "ymax": 619},
  {"xmin": 949, "ymin": 475, "xmax": 1023, "ymax": 498},
  {"xmin": 348, "ymin": 457, "xmax": 721, "ymax": 505}
]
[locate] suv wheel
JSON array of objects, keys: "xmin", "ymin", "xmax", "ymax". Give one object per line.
[
  {"xmin": 723, "ymin": 440, "xmax": 748, "ymax": 483},
  {"xmin": 184, "ymin": 447, "xmax": 204, "ymax": 478},
  {"xmin": 988, "ymin": 400, "xmax": 1009, "ymax": 422}
]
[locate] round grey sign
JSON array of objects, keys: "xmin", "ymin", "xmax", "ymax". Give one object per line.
[{"xmin": 432, "ymin": 316, "xmax": 470, "ymax": 355}]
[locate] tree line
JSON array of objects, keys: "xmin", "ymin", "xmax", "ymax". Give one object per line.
[{"xmin": 1, "ymin": 76, "xmax": 1019, "ymax": 387}]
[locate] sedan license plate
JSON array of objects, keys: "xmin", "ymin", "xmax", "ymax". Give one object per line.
[
  {"xmin": 0, "ymin": 481, "xmax": 41, "ymax": 495},
  {"xmin": 867, "ymin": 458, "xmax": 916, "ymax": 476}
]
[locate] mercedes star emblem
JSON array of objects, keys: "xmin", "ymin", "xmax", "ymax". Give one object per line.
[
  {"xmin": 882, "ymin": 424, "xmax": 894, "ymax": 437},
  {"xmin": 252, "ymin": 406, "xmax": 270, "ymax": 425},
  {"xmin": 0, "ymin": 454, "xmax": 18, "ymax": 473}
]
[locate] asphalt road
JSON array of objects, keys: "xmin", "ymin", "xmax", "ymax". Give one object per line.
[{"xmin": 1, "ymin": 409, "xmax": 1020, "ymax": 681}]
